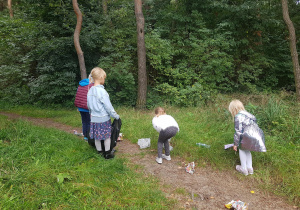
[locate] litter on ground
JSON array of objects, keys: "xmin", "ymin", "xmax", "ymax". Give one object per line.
[
  {"xmin": 225, "ymin": 200, "xmax": 248, "ymax": 210},
  {"xmin": 73, "ymin": 130, "xmax": 83, "ymax": 136},
  {"xmin": 137, "ymin": 138, "xmax": 151, "ymax": 149},
  {"xmin": 224, "ymin": 143, "xmax": 234, "ymax": 149},
  {"xmin": 185, "ymin": 162, "xmax": 195, "ymax": 174}
]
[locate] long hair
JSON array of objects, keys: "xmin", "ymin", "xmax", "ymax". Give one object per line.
[{"xmin": 228, "ymin": 100, "xmax": 245, "ymax": 118}]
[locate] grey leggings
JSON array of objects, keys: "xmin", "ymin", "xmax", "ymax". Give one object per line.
[{"xmin": 157, "ymin": 126, "xmax": 178, "ymax": 158}]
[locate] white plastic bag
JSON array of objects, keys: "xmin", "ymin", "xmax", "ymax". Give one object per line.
[{"xmin": 138, "ymin": 138, "xmax": 151, "ymax": 149}]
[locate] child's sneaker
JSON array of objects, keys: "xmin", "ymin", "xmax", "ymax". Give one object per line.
[
  {"xmin": 156, "ymin": 157, "xmax": 162, "ymax": 164},
  {"xmin": 162, "ymin": 154, "xmax": 171, "ymax": 161},
  {"xmin": 236, "ymin": 165, "xmax": 248, "ymax": 176},
  {"xmin": 247, "ymin": 167, "xmax": 254, "ymax": 175}
]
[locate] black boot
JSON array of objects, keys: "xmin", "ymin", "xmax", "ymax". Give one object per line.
[
  {"xmin": 104, "ymin": 150, "xmax": 114, "ymax": 159},
  {"xmin": 101, "ymin": 140, "xmax": 114, "ymax": 159}
]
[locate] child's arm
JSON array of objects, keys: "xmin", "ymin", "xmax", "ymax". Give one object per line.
[
  {"xmin": 233, "ymin": 115, "xmax": 243, "ymax": 147},
  {"xmin": 100, "ymin": 90, "xmax": 119, "ymax": 119},
  {"xmin": 152, "ymin": 117, "xmax": 161, "ymax": 132}
]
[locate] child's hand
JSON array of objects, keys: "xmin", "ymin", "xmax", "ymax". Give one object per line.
[{"xmin": 233, "ymin": 146, "xmax": 237, "ymax": 151}]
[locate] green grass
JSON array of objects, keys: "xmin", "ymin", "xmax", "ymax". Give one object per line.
[
  {"xmin": 0, "ymin": 115, "xmax": 177, "ymax": 209},
  {"xmin": 0, "ymin": 104, "xmax": 82, "ymax": 127},
  {"xmin": 118, "ymin": 105, "xmax": 300, "ymax": 205},
  {"xmin": 1, "ymin": 95, "xmax": 299, "ymax": 207}
]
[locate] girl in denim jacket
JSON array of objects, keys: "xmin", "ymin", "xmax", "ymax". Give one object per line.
[{"xmin": 87, "ymin": 67, "xmax": 120, "ymax": 159}]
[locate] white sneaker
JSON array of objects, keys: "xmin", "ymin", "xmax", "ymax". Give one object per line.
[
  {"xmin": 248, "ymin": 167, "xmax": 254, "ymax": 175},
  {"xmin": 162, "ymin": 154, "xmax": 171, "ymax": 161},
  {"xmin": 236, "ymin": 165, "xmax": 248, "ymax": 176},
  {"xmin": 156, "ymin": 157, "xmax": 162, "ymax": 164}
]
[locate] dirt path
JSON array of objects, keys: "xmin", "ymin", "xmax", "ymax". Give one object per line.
[{"xmin": 0, "ymin": 112, "xmax": 298, "ymax": 210}]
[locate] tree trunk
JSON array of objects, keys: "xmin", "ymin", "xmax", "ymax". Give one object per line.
[
  {"xmin": 134, "ymin": 0, "xmax": 147, "ymax": 109},
  {"xmin": 0, "ymin": 1, "xmax": 3, "ymax": 11},
  {"xmin": 102, "ymin": 0, "xmax": 107, "ymax": 15},
  {"xmin": 281, "ymin": 0, "xmax": 300, "ymax": 101},
  {"xmin": 7, "ymin": 0, "xmax": 13, "ymax": 18},
  {"xmin": 72, "ymin": 0, "xmax": 87, "ymax": 80}
]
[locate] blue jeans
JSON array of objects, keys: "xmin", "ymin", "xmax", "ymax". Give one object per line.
[{"xmin": 80, "ymin": 111, "xmax": 90, "ymax": 138}]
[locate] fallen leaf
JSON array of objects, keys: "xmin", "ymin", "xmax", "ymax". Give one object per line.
[{"xmin": 250, "ymin": 191, "xmax": 255, "ymax": 194}]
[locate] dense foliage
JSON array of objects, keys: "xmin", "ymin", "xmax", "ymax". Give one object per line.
[{"xmin": 0, "ymin": 0, "xmax": 299, "ymax": 107}]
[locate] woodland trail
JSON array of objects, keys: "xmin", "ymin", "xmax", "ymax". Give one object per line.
[{"xmin": 0, "ymin": 112, "xmax": 298, "ymax": 210}]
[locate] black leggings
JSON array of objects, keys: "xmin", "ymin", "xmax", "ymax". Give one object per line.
[{"xmin": 157, "ymin": 126, "xmax": 178, "ymax": 158}]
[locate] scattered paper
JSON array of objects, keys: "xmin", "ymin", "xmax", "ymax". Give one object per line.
[
  {"xmin": 224, "ymin": 143, "xmax": 234, "ymax": 150},
  {"xmin": 185, "ymin": 162, "xmax": 195, "ymax": 174}
]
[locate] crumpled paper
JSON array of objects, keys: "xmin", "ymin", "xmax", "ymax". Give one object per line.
[
  {"xmin": 225, "ymin": 200, "xmax": 248, "ymax": 210},
  {"xmin": 185, "ymin": 162, "xmax": 195, "ymax": 174}
]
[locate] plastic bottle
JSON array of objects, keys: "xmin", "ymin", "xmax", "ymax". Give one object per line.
[{"xmin": 196, "ymin": 143, "xmax": 211, "ymax": 148}]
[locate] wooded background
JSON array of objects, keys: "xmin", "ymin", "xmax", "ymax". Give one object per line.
[{"xmin": 0, "ymin": 0, "xmax": 299, "ymax": 107}]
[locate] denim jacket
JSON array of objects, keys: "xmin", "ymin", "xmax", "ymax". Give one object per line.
[{"xmin": 87, "ymin": 85, "xmax": 119, "ymax": 123}]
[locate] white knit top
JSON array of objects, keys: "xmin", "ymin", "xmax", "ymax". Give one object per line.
[{"xmin": 152, "ymin": 114, "xmax": 179, "ymax": 133}]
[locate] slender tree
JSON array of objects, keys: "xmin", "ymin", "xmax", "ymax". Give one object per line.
[
  {"xmin": 102, "ymin": 0, "xmax": 108, "ymax": 15},
  {"xmin": 72, "ymin": 0, "xmax": 87, "ymax": 80},
  {"xmin": 7, "ymin": 0, "xmax": 13, "ymax": 18},
  {"xmin": 281, "ymin": 0, "xmax": 300, "ymax": 101},
  {"xmin": 134, "ymin": 0, "xmax": 147, "ymax": 109}
]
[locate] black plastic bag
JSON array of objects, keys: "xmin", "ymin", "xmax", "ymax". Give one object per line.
[{"xmin": 110, "ymin": 118, "xmax": 122, "ymax": 151}]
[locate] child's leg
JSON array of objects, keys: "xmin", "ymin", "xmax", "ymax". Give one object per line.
[
  {"xmin": 95, "ymin": 139, "xmax": 102, "ymax": 152},
  {"xmin": 159, "ymin": 127, "xmax": 178, "ymax": 157},
  {"xmin": 80, "ymin": 111, "xmax": 90, "ymax": 138},
  {"xmin": 245, "ymin": 150, "xmax": 253, "ymax": 169},
  {"xmin": 239, "ymin": 149, "xmax": 248, "ymax": 170},
  {"xmin": 104, "ymin": 138, "xmax": 111, "ymax": 152},
  {"xmin": 157, "ymin": 139, "xmax": 164, "ymax": 158},
  {"xmin": 164, "ymin": 139, "xmax": 170, "ymax": 156}
]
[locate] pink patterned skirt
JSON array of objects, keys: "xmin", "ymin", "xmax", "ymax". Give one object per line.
[{"xmin": 90, "ymin": 119, "xmax": 111, "ymax": 140}]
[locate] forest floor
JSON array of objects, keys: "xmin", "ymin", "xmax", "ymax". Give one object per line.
[{"xmin": 0, "ymin": 112, "xmax": 298, "ymax": 210}]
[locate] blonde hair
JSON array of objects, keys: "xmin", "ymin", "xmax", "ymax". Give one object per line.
[
  {"xmin": 91, "ymin": 67, "xmax": 106, "ymax": 84},
  {"xmin": 155, "ymin": 107, "xmax": 166, "ymax": 116},
  {"xmin": 228, "ymin": 99, "xmax": 245, "ymax": 117}
]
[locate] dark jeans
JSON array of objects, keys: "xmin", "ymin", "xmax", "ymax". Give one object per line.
[{"xmin": 80, "ymin": 111, "xmax": 90, "ymax": 138}]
